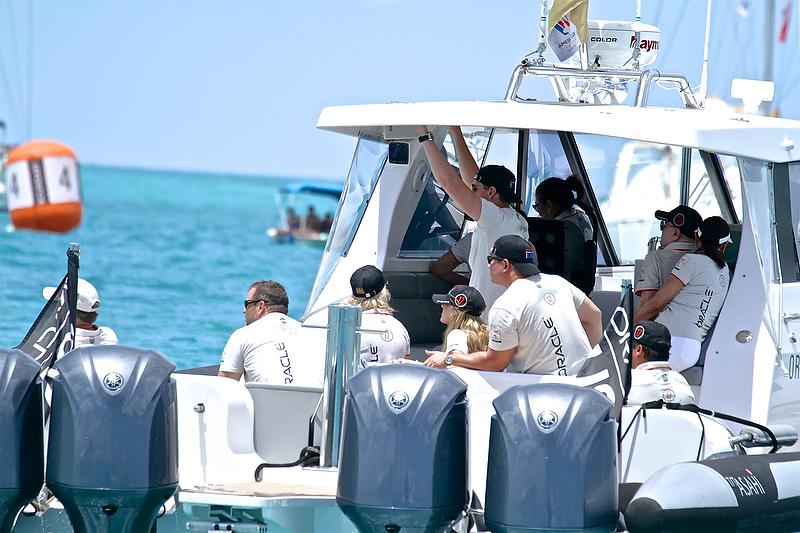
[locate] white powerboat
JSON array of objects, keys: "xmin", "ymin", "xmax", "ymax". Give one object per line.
[{"xmin": 8, "ymin": 15, "xmax": 800, "ymax": 533}]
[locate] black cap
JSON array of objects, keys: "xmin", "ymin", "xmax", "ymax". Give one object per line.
[
  {"xmin": 654, "ymin": 205, "xmax": 702, "ymax": 239},
  {"xmin": 632, "ymin": 320, "xmax": 671, "ymax": 359},
  {"xmin": 696, "ymin": 216, "xmax": 732, "ymax": 246},
  {"xmin": 350, "ymin": 265, "xmax": 386, "ymax": 298},
  {"xmin": 432, "ymin": 285, "xmax": 486, "ymax": 317},
  {"xmin": 490, "ymin": 234, "xmax": 540, "ymax": 277},
  {"xmin": 474, "ymin": 165, "xmax": 522, "ymax": 204}
]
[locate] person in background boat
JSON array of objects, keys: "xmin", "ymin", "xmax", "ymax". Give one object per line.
[
  {"xmin": 429, "ymin": 231, "xmax": 472, "ymax": 286},
  {"xmin": 424, "ymin": 235, "xmax": 602, "ymax": 374},
  {"xmin": 633, "ymin": 216, "xmax": 732, "ymax": 372},
  {"xmin": 627, "ymin": 320, "xmax": 695, "ymax": 405},
  {"xmin": 320, "ymin": 212, "xmax": 333, "ymax": 233},
  {"xmin": 286, "ymin": 207, "xmax": 301, "ymax": 231},
  {"xmin": 303, "ymin": 205, "xmax": 321, "ymax": 232},
  {"xmin": 635, "ymin": 205, "xmax": 703, "ymax": 306},
  {"xmin": 43, "ymin": 278, "xmax": 118, "ymax": 348},
  {"xmin": 416, "ymin": 125, "xmax": 528, "ymax": 317},
  {"xmin": 533, "ymin": 176, "xmax": 593, "ymax": 241},
  {"xmin": 424, "ymin": 285, "xmax": 488, "ymax": 368},
  {"xmin": 218, "ymin": 280, "xmax": 320, "ymax": 385},
  {"xmin": 349, "ymin": 265, "xmax": 411, "ymax": 367}
]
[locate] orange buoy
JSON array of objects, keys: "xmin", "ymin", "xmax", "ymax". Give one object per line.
[{"xmin": 5, "ymin": 140, "xmax": 82, "ymax": 233}]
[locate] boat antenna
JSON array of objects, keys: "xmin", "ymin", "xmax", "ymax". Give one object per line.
[
  {"xmin": 698, "ymin": 0, "xmax": 713, "ymax": 106},
  {"xmin": 533, "ymin": 0, "xmax": 548, "ymax": 65},
  {"xmin": 632, "ymin": 0, "xmax": 642, "ymax": 70}
]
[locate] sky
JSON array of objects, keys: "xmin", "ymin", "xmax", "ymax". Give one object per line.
[{"xmin": 0, "ymin": 0, "xmax": 793, "ymax": 179}]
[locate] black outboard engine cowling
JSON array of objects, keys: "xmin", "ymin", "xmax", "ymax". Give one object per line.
[
  {"xmin": 485, "ymin": 383, "xmax": 618, "ymax": 533},
  {"xmin": 337, "ymin": 365, "xmax": 468, "ymax": 533},
  {"xmin": 46, "ymin": 345, "xmax": 178, "ymax": 533},
  {"xmin": 0, "ymin": 349, "xmax": 43, "ymax": 533}
]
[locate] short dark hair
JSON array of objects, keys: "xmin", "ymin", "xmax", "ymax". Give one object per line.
[
  {"xmin": 77, "ymin": 310, "xmax": 98, "ymax": 324},
  {"xmin": 249, "ymin": 280, "xmax": 289, "ymax": 314},
  {"xmin": 635, "ymin": 341, "xmax": 669, "ymax": 362}
]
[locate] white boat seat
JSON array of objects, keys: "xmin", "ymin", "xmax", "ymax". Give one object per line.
[
  {"xmin": 384, "ymin": 271, "xmax": 449, "ymax": 345},
  {"xmin": 245, "ymin": 382, "xmax": 323, "ymax": 464}
]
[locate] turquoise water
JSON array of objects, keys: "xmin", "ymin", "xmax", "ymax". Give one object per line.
[{"xmin": 0, "ymin": 166, "xmax": 338, "ymax": 369}]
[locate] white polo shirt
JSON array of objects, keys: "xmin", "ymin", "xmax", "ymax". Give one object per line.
[
  {"xmin": 75, "ymin": 326, "xmax": 118, "ymax": 348},
  {"xmin": 627, "ymin": 361, "xmax": 695, "ymax": 405},
  {"xmin": 219, "ymin": 313, "xmax": 321, "ymax": 386},
  {"xmin": 635, "ymin": 240, "xmax": 696, "ymax": 295},
  {"xmin": 359, "ymin": 311, "xmax": 411, "ymax": 367},
  {"xmin": 444, "ymin": 328, "xmax": 469, "ymax": 354},
  {"xmin": 467, "ymin": 199, "xmax": 529, "ymax": 319},
  {"xmin": 488, "ymin": 274, "xmax": 591, "ymax": 376}
]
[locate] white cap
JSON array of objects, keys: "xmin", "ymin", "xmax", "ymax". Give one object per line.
[{"xmin": 42, "ymin": 278, "xmax": 101, "ymax": 313}]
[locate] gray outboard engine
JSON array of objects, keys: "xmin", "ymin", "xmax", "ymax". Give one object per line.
[
  {"xmin": 46, "ymin": 345, "xmax": 178, "ymax": 533},
  {"xmin": 0, "ymin": 349, "xmax": 43, "ymax": 533},
  {"xmin": 337, "ymin": 365, "xmax": 468, "ymax": 533},
  {"xmin": 485, "ymin": 383, "xmax": 618, "ymax": 533}
]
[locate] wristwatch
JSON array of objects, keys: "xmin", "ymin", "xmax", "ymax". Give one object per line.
[
  {"xmin": 418, "ymin": 132, "xmax": 434, "ymax": 143},
  {"xmin": 444, "ymin": 353, "xmax": 453, "ymax": 367}
]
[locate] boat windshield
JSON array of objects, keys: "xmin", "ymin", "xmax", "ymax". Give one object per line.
[{"xmin": 307, "ymin": 138, "xmax": 387, "ymax": 307}]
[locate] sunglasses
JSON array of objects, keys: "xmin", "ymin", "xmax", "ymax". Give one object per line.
[
  {"xmin": 659, "ymin": 220, "xmax": 675, "ymax": 230},
  {"xmin": 243, "ymin": 299, "xmax": 265, "ymax": 308},
  {"xmin": 487, "ymin": 255, "xmax": 504, "ymax": 264}
]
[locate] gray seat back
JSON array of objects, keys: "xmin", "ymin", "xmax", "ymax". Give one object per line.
[{"xmin": 385, "ymin": 272, "xmax": 450, "ymax": 345}]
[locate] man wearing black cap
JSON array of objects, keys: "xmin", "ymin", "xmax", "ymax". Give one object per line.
[
  {"xmin": 349, "ymin": 265, "xmax": 411, "ymax": 367},
  {"xmin": 627, "ymin": 320, "xmax": 694, "ymax": 405},
  {"xmin": 416, "ymin": 125, "xmax": 528, "ymax": 317},
  {"xmin": 425, "ymin": 234, "xmax": 602, "ymax": 375},
  {"xmin": 635, "ymin": 205, "xmax": 703, "ymax": 306}
]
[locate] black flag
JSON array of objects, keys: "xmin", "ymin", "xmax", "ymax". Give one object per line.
[
  {"xmin": 577, "ymin": 282, "xmax": 633, "ymax": 420},
  {"xmin": 15, "ymin": 246, "xmax": 79, "ymax": 370}
]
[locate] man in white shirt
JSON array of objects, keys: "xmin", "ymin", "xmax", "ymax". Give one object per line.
[
  {"xmin": 218, "ymin": 280, "xmax": 321, "ymax": 385},
  {"xmin": 627, "ymin": 320, "xmax": 695, "ymax": 405},
  {"xmin": 417, "ymin": 126, "xmax": 529, "ymax": 317},
  {"xmin": 425, "ymin": 235, "xmax": 602, "ymax": 375},
  {"xmin": 43, "ymin": 278, "xmax": 118, "ymax": 348},
  {"xmin": 635, "ymin": 205, "xmax": 702, "ymax": 305},
  {"xmin": 429, "ymin": 232, "xmax": 472, "ymax": 286}
]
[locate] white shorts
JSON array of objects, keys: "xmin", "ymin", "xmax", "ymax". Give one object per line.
[{"xmin": 668, "ymin": 336, "xmax": 702, "ymax": 372}]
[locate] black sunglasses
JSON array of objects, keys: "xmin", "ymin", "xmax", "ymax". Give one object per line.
[
  {"xmin": 659, "ymin": 220, "xmax": 675, "ymax": 230},
  {"xmin": 243, "ymin": 299, "xmax": 265, "ymax": 308},
  {"xmin": 487, "ymin": 255, "xmax": 504, "ymax": 264}
]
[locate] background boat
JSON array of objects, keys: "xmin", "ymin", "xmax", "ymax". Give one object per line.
[{"xmin": 266, "ymin": 179, "xmax": 342, "ymax": 246}]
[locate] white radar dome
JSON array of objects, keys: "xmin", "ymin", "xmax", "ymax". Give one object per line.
[{"xmin": 577, "ymin": 20, "xmax": 661, "ymax": 69}]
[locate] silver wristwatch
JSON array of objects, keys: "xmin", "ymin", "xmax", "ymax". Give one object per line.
[{"xmin": 444, "ymin": 353, "xmax": 453, "ymax": 366}]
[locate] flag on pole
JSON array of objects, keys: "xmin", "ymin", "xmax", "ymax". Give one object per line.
[
  {"xmin": 577, "ymin": 283, "xmax": 633, "ymax": 420},
  {"xmin": 778, "ymin": 1, "xmax": 792, "ymax": 43},
  {"xmin": 15, "ymin": 246, "xmax": 79, "ymax": 371},
  {"xmin": 546, "ymin": 0, "xmax": 590, "ymax": 61}
]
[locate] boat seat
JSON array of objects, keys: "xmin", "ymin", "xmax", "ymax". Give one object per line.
[
  {"xmin": 245, "ymin": 382, "xmax": 323, "ymax": 464},
  {"xmin": 527, "ymin": 217, "xmax": 597, "ymax": 294},
  {"xmin": 384, "ymin": 271, "xmax": 449, "ymax": 345}
]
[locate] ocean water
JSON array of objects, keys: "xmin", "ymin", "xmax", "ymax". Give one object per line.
[{"xmin": 0, "ymin": 165, "xmax": 339, "ymax": 369}]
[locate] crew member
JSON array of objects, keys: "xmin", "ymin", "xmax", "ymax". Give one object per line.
[
  {"xmin": 43, "ymin": 278, "xmax": 118, "ymax": 347},
  {"xmin": 627, "ymin": 320, "xmax": 695, "ymax": 405}
]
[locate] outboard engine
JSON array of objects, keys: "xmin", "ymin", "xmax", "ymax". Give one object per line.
[
  {"xmin": 485, "ymin": 383, "xmax": 617, "ymax": 533},
  {"xmin": 0, "ymin": 349, "xmax": 43, "ymax": 533},
  {"xmin": 46, "ymin": 345, "xmax": 178, "ymax": 533},
  {"xmin": 337, "ymin": 365, "xmax": 468, "ymax": 533}
]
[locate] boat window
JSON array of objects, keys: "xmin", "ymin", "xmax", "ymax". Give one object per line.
[
  {"xmin": 687, "ymin": 151, "xmax": 743, "ymax": 222},
  {"xmin": 308, "ymin": 138, "xmax": 387, "ymax": 307},
  {"xmin": 524, "ymin": 130, "xmax": 572, "ymax": 208},
  {"xmin": 787, "ymin": 162, "xmax": 800, "ymax": 274}
]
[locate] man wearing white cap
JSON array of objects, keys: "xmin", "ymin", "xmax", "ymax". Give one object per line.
[{"xmin": 43, "ymin": 278, "xmax": 118, "ymax": 347}]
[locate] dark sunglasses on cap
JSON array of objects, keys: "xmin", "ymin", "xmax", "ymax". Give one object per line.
[{"xmin": 244, "ymin": 299, "xmax": 265, "ymax": 308}]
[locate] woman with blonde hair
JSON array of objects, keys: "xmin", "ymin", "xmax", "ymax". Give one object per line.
[
  {"xmin": 349, "ymin": 265, "xmax": 410, "ymax": 367},
  {"xmin": 424, "ymin": 285, "xmax": 488, "ymax": 368}
]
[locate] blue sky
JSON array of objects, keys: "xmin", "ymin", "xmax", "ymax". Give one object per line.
[{"xmin": 0, "ymin": 0, "xmax": 790, "ymax": 178}]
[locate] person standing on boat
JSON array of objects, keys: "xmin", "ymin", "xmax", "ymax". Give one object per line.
[
  {"xmin": 633, "ymin": 216, "xmax": 732, "ymax": 372},
  {"xmin": 533, "ymin": 176, "xmax": 594, "ymax": 241},
  {"xmin": 349, "ymin": 265, "xmax": 411, "ymax": 367},
  {"xmin": 424, "ymin": 235, "xmax": 602, "ymax": 374},
  {"xmin": 303, "ymin": 205, "xmax": 321, "ymax": 233},
  {"xmin": 423, "ymin": 285, "xmax": 488, "ymax": 368},
  {"xmin": 627, "ymin": 320, "xmax": 695, "ymax": 405},
  {"xmin": 416, "ymin": 126, "xmax": 528, "ymax": 317},
  {"xmin": 635, "ymin": 205, "xmax": 703, "ymax": 306},
  {"xmin": 43, "ymin": 278, "xmax": 118, "ymax": 348},
  {"xmin": 218, "ymin": 280, "xmax": 320, "ymax": 385}
]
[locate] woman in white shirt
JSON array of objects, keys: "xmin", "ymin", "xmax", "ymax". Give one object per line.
[
  {"xmin": 533, "ymin": 175, "xmax": 594, "ymax": 242},
  {"xmin": 424, "ymin": 285, "xmax": 488, "ymax": 368}
]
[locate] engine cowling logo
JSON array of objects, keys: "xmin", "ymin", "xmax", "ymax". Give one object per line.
[
  {"xmin": 103, "ymin": 372, "xmax": 124, "ymax": 392},
  {"xmin": 388, "ymin": 391, "xmax": 409, "ymax": 411},
  {"xmin": 536, "ymin": 410, "xmax": 559, "ymax": 431}
]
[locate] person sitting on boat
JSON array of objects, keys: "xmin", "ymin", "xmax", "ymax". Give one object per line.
[
  {"xmin": 43, "ymin": 278, "xmax": 118, "ymax": 348},
  {"xmin": 424, "ymin": 285, "xmax": 488, "ymax": 369},
  {"xmin": 349, "ymin": 265, "xmax": 411, "ymax": 367},
  {"xmin": 416, "ymin": 125, "xmax": 528, "ymax": 318},
  {"xmin": 303, "ymin": 205, "xmax": 321, "ymax": 232},
  {"xmin": 635, "ymin": 205, "xmax": 703, "ymax": 306},
  {"xmin": 320, "ymin": 212, "xmax": 333, "ymax": 233},
  {"xmin": 633, "ymin": 216, "xmax": 732, "ymax": 372},
  {"xmin": 424, "ymin": 235, "xmax": 602, "ymax": 374},
  {"xmin": 533, "ymin": 176, "xmax": 594, "ymax": 242},
  {"xmin": 218, "ymin": 280, "xmax": 320, "ymax": 385},
  {"xmin": 627, "ymin": 320, "xmax": 695, "ymax": 405},
  {"xmin": 429, "ymin": 231, "xmax": 472, "ymax": 286},
  {"xmin": 286, "ymin": 207, "xmax": 301, "ymax": 231}
]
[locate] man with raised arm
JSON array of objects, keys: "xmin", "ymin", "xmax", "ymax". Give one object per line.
[
  {"xmin": 416, "ymin": 126, "xmax": 528, "ymax": 317},
  {"xmin": 424, "ymin": 235, "xmax": 602, "ymax": 375}
]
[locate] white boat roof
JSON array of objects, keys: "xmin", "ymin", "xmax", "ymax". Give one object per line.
[{"xmin": 317, "ymin": 100, "xmax": 800, "ymax": 163}]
